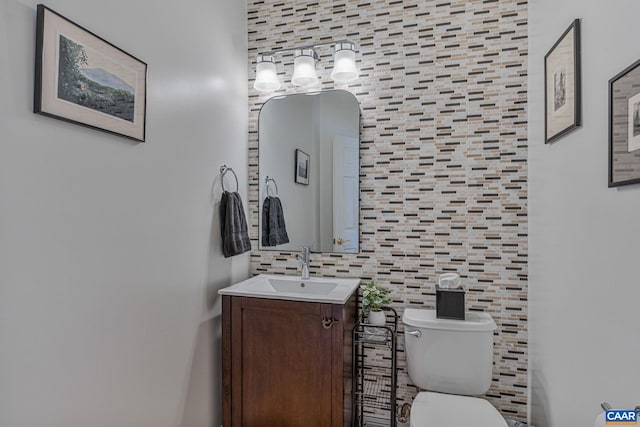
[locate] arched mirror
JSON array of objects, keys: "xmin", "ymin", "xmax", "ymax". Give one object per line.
[{"xmin": 258, "ymin": 90, "xmax": 360, "ymax": 254}]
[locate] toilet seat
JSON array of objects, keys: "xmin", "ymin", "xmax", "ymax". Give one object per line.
[{"xmin": 409, "ymin": 392, "xmax": 508, "ymax": 427}]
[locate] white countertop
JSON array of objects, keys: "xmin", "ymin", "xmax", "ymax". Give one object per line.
[{"xmin": 218, "ymin": 274, "xmax": 360, "ymax": 304}]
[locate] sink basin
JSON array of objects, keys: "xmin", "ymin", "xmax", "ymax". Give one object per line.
[
  {"xmin": 269, "ymin": 278, "xmax": 337, "ymax": 295},
  {"xmin": 218, "ymin": 274, "xmax": 360, "ymax": 304}
]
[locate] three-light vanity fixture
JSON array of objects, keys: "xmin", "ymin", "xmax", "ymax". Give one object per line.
[{"xmin": 253, "ymin": 40, "xmax": 359, "ymax": 93}]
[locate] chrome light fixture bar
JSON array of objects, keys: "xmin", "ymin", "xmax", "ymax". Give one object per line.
[{"xmin": 253, "ymin": 40, "xmax": 359, "ymax": 93}]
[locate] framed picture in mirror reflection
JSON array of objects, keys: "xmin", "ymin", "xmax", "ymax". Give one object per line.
[{"xmin": 295, "ymin": 149, "xmax": 310, "ymax": 185}]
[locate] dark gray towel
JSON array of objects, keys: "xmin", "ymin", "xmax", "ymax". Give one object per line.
[
  {"xmin": 220, "ymin": 191, "xmax": 251, "ymax": 258},
  {"xmin": 261, "ymin": 196, "xmax": 289, "ymax": 247}
]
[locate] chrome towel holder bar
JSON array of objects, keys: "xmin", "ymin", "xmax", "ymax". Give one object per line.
[
  {"xmin": 264, "ymin": 176, "xmax": 279, "ymax": 197},
  {"xmin": 219, "ymin": 165, "xmax": 239, "ymax": 193}
]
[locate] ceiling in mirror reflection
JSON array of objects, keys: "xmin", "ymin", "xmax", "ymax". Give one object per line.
[{"xmin": 258, "ymin": 90, "xmax": 360, "ymax": 254}]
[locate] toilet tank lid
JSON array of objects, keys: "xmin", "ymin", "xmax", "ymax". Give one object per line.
[{"xmin": 402, "ymin": 309, "xmax": 496, "ymax": 332}]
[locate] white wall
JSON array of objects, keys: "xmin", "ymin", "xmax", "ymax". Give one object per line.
[
  {"xmin": 0, "ymin": 1, "xmax": 248, "ymax": 426},
  {"xmin": 529, "ymin": 2, "xmax": 640, "ymax": 426}
]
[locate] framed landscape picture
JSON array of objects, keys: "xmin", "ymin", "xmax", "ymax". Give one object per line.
[
  {"xmin": 544, "ymin": 19, "xmax": 581, "ymax": 144},
  {"xmin": 34, "ymin": 4, "xmax": 147, "ymax": 142},
  {"xmin": 609, "ymin": 58, "xmax": 640, "ymax": 187},
  {"xmin": 295, "ymin": 149, "xmax": 309, "ymax": 185}
]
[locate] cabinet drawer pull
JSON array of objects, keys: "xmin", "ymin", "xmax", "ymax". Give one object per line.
[{"xmin": 322, "ymin": 318, "xmax": 338, "ymax": 329}]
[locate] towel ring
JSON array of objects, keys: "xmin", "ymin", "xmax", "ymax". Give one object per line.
[
  {"xmin": 265, "ymin": 176, "xmax": 279, "ymax": 197},
  {"xmin": 220, "ymin": 165, "xmax": 239, "ymax": 193}
]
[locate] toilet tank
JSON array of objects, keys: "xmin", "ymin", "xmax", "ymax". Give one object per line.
[{"xmin": 402, "ymin": 309, "xmax": 496, "ymax": 396}]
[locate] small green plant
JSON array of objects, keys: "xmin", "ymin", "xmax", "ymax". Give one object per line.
[{"xmin": 360, "ymin": 281, "xmax": 392, "ymax": 313}]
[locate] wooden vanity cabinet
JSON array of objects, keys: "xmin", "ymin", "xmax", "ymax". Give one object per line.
[{"xmin": 222, "ymin": 293, "xmax": 357, "ymax": 427}]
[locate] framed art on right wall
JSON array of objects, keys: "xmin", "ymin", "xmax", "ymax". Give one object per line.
[
  {"xmin": 609, "ymin": 58, "xmax": 640, "ymax": 187},
  {"xmin": 544, "ymin": 19, "xmax": 581, "ymax": 144}
]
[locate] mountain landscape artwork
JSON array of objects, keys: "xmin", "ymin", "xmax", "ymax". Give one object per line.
[
  {"xmin": 57, "ymin": 35, "xmax": 135, "ymax": 122},
  {"xmin": 35, "ymin": 5, "xmax": 147, "ymax": 141}
]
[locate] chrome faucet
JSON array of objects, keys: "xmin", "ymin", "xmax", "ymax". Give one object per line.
[{"xmin": 296, "ymin": 247, "xmax": 310, "ymax": 280}]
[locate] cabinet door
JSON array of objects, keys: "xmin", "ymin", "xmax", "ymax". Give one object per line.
[{"xmin": 232, "ymin": 297, "xmax": 334, "ymax": 427}]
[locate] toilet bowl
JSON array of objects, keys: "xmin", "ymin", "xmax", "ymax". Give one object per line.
[
  {"xmin": 410, "ymin": 391, "xmax": 507, "ymax": 427},
  {"xmin": 402, "ymin": 309, "xmax": 507, "ymax": 427}
]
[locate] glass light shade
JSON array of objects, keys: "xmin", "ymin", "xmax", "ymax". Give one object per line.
[
  {"xmin": 291, "ymin": 48, "xmax": 318, "ymax": 87},
  {"xmin": 254, "ymin": 55, "xmax": 280, "ymax": 92},
  {"xmin": 331, "ymin": 42, "xmax": 358, "ymax": 83}
]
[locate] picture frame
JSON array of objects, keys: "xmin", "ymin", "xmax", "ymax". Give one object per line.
[
  {"xmin": 544, "ymin": 19, "xmax": 581, "ymax": 144},
  {"xmin": 34, "ymin": 4, "xmax": 147, "ymax": 142},
  {"xmin": 295, "ymin": 149, "xmax": 310, "ymax": 185},
  {"xmin": 608, "ymin": 58, "xmax": 640, "ymax": 187}
]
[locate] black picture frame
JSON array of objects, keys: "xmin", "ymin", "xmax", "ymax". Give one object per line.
[
  {"xmin": 608, "ymin": 58, "xmax": 640, "ymax": 187},
  {"xmin": 34, "ymin": 4, "xmax": 147, "ymax": 142},
  {"xmin": 544, "ymin": 19, "xmax": 581, "ymax": 144},
  {"xmin": 295, "ymin": 149, "xmax": 310, "ymax": 185}
]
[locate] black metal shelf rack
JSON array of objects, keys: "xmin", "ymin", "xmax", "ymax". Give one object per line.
[{"xmin": 352, "ymin": 307, "xmax": 398, "ymax": 427}]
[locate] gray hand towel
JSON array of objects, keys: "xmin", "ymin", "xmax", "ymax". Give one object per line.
[
  {"xmin": 261, "ymin": 196, "xmax": 289, "ymax": 247},
  {"xmin": 220, "ymin": 191, "xmax": 251, "ymax": 258}
]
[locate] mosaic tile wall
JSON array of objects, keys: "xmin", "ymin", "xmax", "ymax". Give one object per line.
[{"xmin": 247, "ymin": 0, "xmax": 528, "ymax": 422}]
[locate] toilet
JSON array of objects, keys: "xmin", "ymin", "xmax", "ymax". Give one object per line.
[{"xmin": 402, "ymin": 309, "xmax": 507, "ymax": 427}]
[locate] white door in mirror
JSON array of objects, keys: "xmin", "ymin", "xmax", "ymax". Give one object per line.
[{"xmin": 333, "ymin": 135, "xmax": 359, "ymax": 253}]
